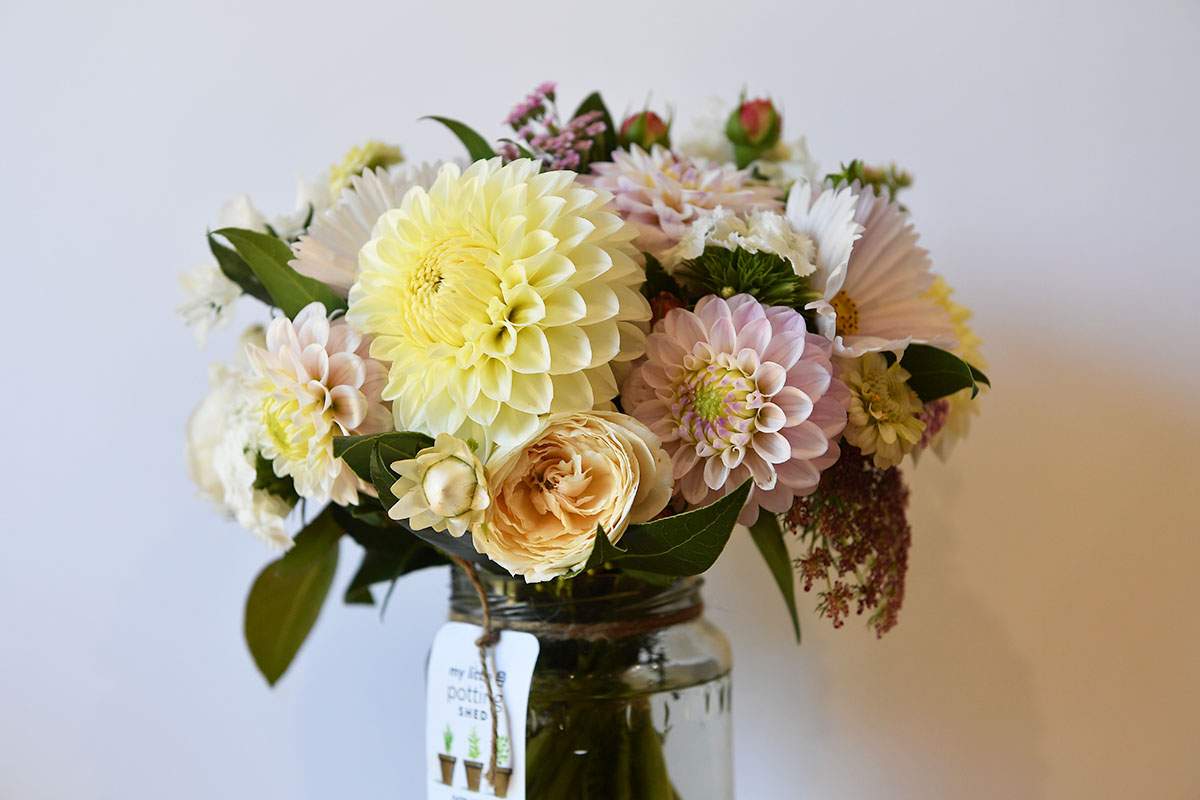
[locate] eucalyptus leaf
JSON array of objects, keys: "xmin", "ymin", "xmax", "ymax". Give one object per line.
[
  {"xmin": 243, "ymin": 507, "xmax": 341, "ymax": 686},
  {"xmin": 212, "ymin": 227, "xmax": 346, "ymax": 319},
  {"xmin": 748, "ymin": 512, "xmax": 801, "ymax": 643},
  {"xmin": 207, "ymin": 230, "xmax": 272, "ymax": 304},
  {"xmin": 585, "ymin": 482, "xmax": 751, "ymax": 576},
  {"xmin": 423, "ymin": 116, "xmax": 496, "ymax": 161},
  {"xmin": 334, "ymin": 431, "xmax": 433, "ymax": 484}
]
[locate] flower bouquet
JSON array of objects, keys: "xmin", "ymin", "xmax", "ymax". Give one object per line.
[{"xmin": 183, "ymin": 83, "xmax": 989, "ymax": 797}]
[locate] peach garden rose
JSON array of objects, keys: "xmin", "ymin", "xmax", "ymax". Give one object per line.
[{"xmin": 474, "ymin": 411, "xmax": 673, "ymax": 582}]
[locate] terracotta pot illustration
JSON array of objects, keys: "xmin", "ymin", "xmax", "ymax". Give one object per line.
[
  {"xmin": 491, "ymin": 766, "xmax": 513, "ymax": 798},
  {"xmin": 437, "ymin": 754, "xmax": 456, "ymax": 786},
  {"xmin": 463, "ymin": 760, "xmax": 484, "ymax": 791}
]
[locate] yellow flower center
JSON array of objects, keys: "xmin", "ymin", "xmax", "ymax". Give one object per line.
[
  {"xmin": 860, "ymin": 373, "xmax": 908, "ymax": 423},
  {"xmin": 261, "ymin": 396, "xmax": 316, "ymax": 462},
  {"xmin": 693, "ymin": 382, "xmax": 727, "ymax": 422},
  {"xmin": 831, "ymin": 290, "xmax": 860, "ymax": 336},
  {"xmin": 398, "ymin": 234, "xmax": 497, "ymax": 348}
]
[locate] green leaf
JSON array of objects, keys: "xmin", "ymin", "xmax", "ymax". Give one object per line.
[
  {"xmin": 967, "ymin": 362, "xmax": 991, "ymax": 389},
  {"xmin": 368, "ymin": 445, "xmax": 502, "ymax": 571},
  {"xmin": 572, "ymin": 91, "xmax": 617, "ymax": 164},
  {"xmin": 899, "ymin": 344, "xmax": 982, "ymax": 401},
  {"xmin": 334, "ymin": 432, "xmax": 433, "ymax": 484},
  {"xmin": 586, "ymin": 481, "xmax": 752, "ymax": 576},
  {"xmin": 748, "ymin": 512, "xmax": 801, "ymax": 643},
  {"xmin": 207, "ymin": 230, "xmax": 272, "ymax": 305},
  {"xmin": 423, "ymin": 116, "xmax": 496, "ymax": 161},
  {"xmin": 343, "ymin": 542, "xmax": 446, "ymax": 605},
  {"xmin": 213, "ymin": 227, "xmax": 347, "ymax": 319},
  {"xmin": 243, "ymin": 507, "xmax": 342, "ymax": 686}
]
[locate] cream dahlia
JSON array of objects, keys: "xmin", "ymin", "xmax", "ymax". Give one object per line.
[
  {"xmin": 476, "ymin": 411, "xmax": 672, "ymax": 582},
  {"xmin": 247, "ymin": 302, "xmax": 390, "ymax": 505},
  {"xmin": 587, "ymin": 145, "xmax": 780, "ymax": 269},
  {"xmin": 348, "ymin": 158, "xmax": 651, "ymax": 448},
  {"xmin": 327, "ymin": 140, "xmax": 404, "ymax": 196},
  {"xmin": 923, "ymin": 276, "xmax": 987, "ymax": 458},
  {"xmin": 291, "ymin": 164, "xmax": 441, "ymax": 294},
  {"xmin": 840, "ymin": 352, "xmax": 925, "ymax": 469},
  {"xmin": 388, "ymin": 434, "xmax": 489, "ymax": 537},
  {"xmin": 626, "ymin": 294, "xmax": 848, "ymax": 526},
  {"xmin": 794, "ymin": 183, "xmax": 956, "ymax": 356}
]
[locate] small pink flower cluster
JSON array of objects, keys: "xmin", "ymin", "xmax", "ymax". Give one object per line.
[
  {"xmin": 502, "ymin": 81, "xmax": 557, "ymax": 128},
  {"xmin": 499, "ymin": 83, "xmax": 609, "ymax": 170}
]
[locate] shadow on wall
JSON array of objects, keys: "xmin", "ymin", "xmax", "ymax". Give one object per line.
[{"xmin": 710, "ymin": 329, "xmax": 1200, "ymax": 798}]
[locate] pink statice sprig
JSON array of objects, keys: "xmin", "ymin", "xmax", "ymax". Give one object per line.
[{"xmin": 498, "ymin": 82, "xmax": 611, "ymax": 171}]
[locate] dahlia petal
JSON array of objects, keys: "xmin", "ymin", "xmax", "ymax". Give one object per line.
[
  {"xmin": 549, "ymin": 371, "xmax": 594, "ymax": 412},
  {"xmin": 774, "ymin": 387, "xmax": 815, "ymax": 426},
  {"xmin": 672, "ymin": 445, "xmax": 700, "ymax": 479},
  {"xmin": 542, "ymin": 287, "xmax": 587, "ymax": 326},
  {"xmin": 509, "ymin": 327, "xmax": 551, "ymax": 373},
  {"xmin": 545, "ymin": 325, "xmax": 591, "ymax": 373},
  {"xmin": 784, "ymin": 421, "xmax": 830, "ymax": 459},
  {"xmin": 743, "ymin": 451, "xmax": 778, "ymax": 490},
  {"xmin": 703, "ymin": 456, "xmax": 730, "ymax": 491},
  {"xmin": 479, "ymin": 358, "xmax": 512, "ymax": 402},
  {"xmin": 327, "ymin": 352, "xmax": 365, "ymax": 389},
  {"xmin": 508, "ymin": 372, "xmax": 553, "ymax": 414},
  {"xmin": 761, "ymin": 331, "xmax": 806, "ymax": 370},
  {"xmin": 491, "ymin": 405, "xmax": 540, "ymax": 447},
  {"xmin": 755, "ymin": 402, "xmax": 786, "ymax": 433},
  {"xmin": 754, "ymin": 362, "xmax": 787, "ymax": 396},
  {"xmin": 583, "ymin": 321, "xmax": 620, "ymax": 367},
  {"xmin": 752, "ymin": 431, "xmax": 790, "ymax": 464}
]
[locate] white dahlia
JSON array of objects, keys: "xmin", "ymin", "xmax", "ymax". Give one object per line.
[
  {"xmin": 291, "ymin": 164, "xmax": 441, "ymax": 294},
  {"xmin": 794, "ymin": 183, "xmax": 956, "ymax": 356},
  {"xmin": 348, "ymin": 158, "xmax": 651, "ymax": 449},
  {"xmin": 247, "ymin": 302, "xmax": 391, "ymax": 505},
  {"xmin": 587, "ymin": 145, "xmax": 780, "ymax": 269}
]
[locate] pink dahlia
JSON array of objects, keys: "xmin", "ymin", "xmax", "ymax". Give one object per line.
[
  {"xmin": 625, "ymin": 294, "xmax": 849, "ymax": 525},
  {"xmin": 587, "ymin": 145, "xmax": 780, "ymax": 269}
]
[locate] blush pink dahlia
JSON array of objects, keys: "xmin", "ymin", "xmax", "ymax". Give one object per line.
[
  {"xmin": 626, "ymin": 294, "xmax": 848, "ymax": 525},
  {"xmin": 587, "ymin": 145, "xmax": 780, "ymax": 268}
]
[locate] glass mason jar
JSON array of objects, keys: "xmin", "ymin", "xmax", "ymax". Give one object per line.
[{"xmin": 449, "ymin": 568, "xmax": 734, "ymax": 800}]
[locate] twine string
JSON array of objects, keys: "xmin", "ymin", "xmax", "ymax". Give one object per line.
[{"xmin": 454, "ymin": 559, "xmax": 502, "ymax": 786}]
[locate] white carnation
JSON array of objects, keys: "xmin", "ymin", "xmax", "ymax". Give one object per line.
[{"xmin": 186, "ymin": 354, "xmax": 294, "ymax": 549}]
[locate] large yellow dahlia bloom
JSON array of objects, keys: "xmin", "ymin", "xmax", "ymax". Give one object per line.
[{"xmin": 348, "ymin": 159, "xmax": 651, "ymax": 447}]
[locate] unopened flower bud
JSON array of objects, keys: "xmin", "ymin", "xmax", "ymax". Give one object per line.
[
  {"xmin": 725, "ymin": 98, "xmax": 782, "ymax": 168},
  {"xmin": 421, "ymin": 457, "xmax": 477, "ymax": 518},
  {"xmin": 619, "ymin": 111, "xmax": 671, "ymax": 150}
]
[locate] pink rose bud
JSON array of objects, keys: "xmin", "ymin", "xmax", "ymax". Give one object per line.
[
  {"xmin": 725, "ymin": 97, "xmax": 782, "ymax": 167},
  {"xmin": 619, "ymin": 111, "xmax": 671, "ymax": 150}
]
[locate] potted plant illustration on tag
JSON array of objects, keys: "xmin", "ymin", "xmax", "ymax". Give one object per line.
[
  {"xmin": 464, "ymin": 727, "xmax": 484, "ymax": 791},
  {"xmin": 438, "ymin": 724, "xmax": 456, "ymax": 786},
  {"xmin": 491, "ymin": 735, "xmax": 513, "ymax": 798}
]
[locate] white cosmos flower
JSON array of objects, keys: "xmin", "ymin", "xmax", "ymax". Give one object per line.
[
  {"xmin": 795, "ymin": 183, "xmax": 956, "ymax": 356},
  {"xmin": 290, "ymin": 164, "xmax": 442, "ymax": 294}
]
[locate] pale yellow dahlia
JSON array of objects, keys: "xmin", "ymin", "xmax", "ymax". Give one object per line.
[
  {"xmin": 476, "ymin": 411, "xmax": 672, "ymax": 582},
  {"xmin": 247, "ymin": 302, "xmax": 391, "ymax": 505},
  {"xmin": 328, "ymin": 140, "xmax": 404, "ymax": 196},
  {"xmin": 348, "ymin": 158, "xmax": 651, "ymax": 448},
  {"xmin": 839, "ymin": 353, "xmax": 925, "ymax": 469},
  {"xmin": 924, "ymin": 276, "xmax": 987, "ymax": 458}
]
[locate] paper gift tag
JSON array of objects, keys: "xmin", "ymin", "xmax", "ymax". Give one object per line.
[{"xmin": 426, "ymin": 622, "xmax": 539, "ymax": 799}]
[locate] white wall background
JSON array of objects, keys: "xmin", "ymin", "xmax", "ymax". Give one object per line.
[{"xmin": 2, "ymin": 1, "xmax": 1198, "ymax": 797}]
